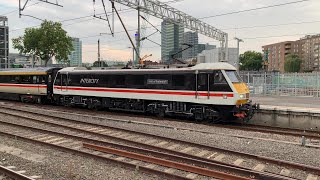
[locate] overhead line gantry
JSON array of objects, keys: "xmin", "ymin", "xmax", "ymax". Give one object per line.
[{"xmin": 110, "ymin": 0, "xmax": 229, "ymax": 62}]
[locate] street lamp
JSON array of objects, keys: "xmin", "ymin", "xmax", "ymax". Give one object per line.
[{"xmin": 234, "ymin": 37, "xmax": 244, "ymax": 72}]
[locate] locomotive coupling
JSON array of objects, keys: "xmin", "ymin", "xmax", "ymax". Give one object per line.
[{"xmin": 233, "ymin": 101, "xmax": 259, "ymax": 122}]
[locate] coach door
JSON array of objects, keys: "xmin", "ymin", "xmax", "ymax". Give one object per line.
[
  {"xmin": 196, "ymin": 71, "xmax": 210, "ymax": 100},
  {"xmin": 61, "ymin": 73, "xmax": 68, "ymax": 92}
]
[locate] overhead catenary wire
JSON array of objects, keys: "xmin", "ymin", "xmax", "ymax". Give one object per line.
[
  {"xmin": 8, "ymin": 0, "xmax": 185, "ymax": 33},
  {"xmin": 1, "ymin": 1, "xmax": 41, "ymax": 16},
  {"xmin": 199, "ymin": 0, "xmax": 312, "ymax": 19},
  {"xmin": 100, "ymin": 0, "xmax": 114, "ymax": 36}
]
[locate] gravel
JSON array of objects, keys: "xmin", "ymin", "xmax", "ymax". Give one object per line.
[
  {"xmin": 11, "ymin": 102, "xmax": 317, "ymax": 145},
  {"xmin": 0, "ymin": 133, "xmax": 162, "ymax": 180},
  {"xmin": 1, "ymin": 101, "xmax": 320, "ymax": 179}
]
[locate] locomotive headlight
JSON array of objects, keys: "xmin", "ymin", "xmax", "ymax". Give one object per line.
[{"xmin": 239, "ymin": 94, "xmax": 245, "ymax": 99}]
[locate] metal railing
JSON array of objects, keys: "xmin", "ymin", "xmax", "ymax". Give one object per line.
[{"xmin": 239, "ymin": 71, "xmax": 320, "ymax": 97}]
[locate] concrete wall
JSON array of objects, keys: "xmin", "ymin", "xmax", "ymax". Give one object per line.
[{"xmin": 249, "ymin": 106, "xmax": 320, "ymax": 132}]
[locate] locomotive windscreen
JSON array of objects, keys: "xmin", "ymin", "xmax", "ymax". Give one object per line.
[{"xmin": 225, "ymin": 70, "xmax": 242, "ymax": 83}]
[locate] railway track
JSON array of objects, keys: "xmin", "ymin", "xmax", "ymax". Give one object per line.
[
  {"xmin": 0, "ymin": 110, "xmax": 286, "ymax": 179},
  {"xmin": 7, "ymin": 100, "xmax": 320, "ymax": 141},
  {"xmin": 0, "ymin": 105, "xmax": 319, "ymax": 179},
  {"xmin": 0, "ymin": 165, "xmax": 36, "ymax": 180},
  {"xmin": 218, "ymin": 123, "xmax": 320, "ymax": 140},
  {"xmin": 15, "ymin": 102, "xmax": 320, "ymax": 140},
  {"xmin": 7, "ymin": 103, "xmax": 320, "ymax": 149}
]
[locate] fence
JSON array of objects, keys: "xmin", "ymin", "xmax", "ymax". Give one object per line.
[{"xmin": 239, "ymin": 71, "xmax": 320, "ymax": 97}]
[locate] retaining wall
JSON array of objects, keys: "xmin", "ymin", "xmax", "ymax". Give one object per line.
[{"xmin": 249, "ymin": 106, "xmax": 320, "ymax": 132}]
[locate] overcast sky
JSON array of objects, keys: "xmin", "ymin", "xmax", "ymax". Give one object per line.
[{"xmin": 1, "ymin": 0, "xmax": 320, "ymax": 63}]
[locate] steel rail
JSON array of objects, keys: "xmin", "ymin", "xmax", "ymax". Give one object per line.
[
  {"xmin": 83, "ymin": 143, "xmax": 251, "ymax": 180},
  {"xmin": 218, "ymin": 123, "xmax": 320, "ymax": 140},
  {"xmin": 0, "ymin": 113, "xmax": 290, "ymax": 179},
  {"xmin": 5, "ymin": 104, "xmax": 319, "ymax": 139},
  {"xmin": 0, "ymin": 130, "xmax": 189, "ymax": 180},
  {"xmin": 0, "ymin": 165, "xmax": 34, "ymax": 180},
  {"xmin": 0, "ymin": 108, "xmax": 320, "ymax": 175}
]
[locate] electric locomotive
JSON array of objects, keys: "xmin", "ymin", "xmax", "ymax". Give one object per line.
[{"xmin": 52, "ymin": 63, "xmax": 258, "ymax": 121}]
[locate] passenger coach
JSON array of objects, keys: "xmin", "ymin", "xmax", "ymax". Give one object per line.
[
  {"xmin": 0, "ymin": 67, "xmax": 60, "ymax": 103},
  {"xmin": 53, "ymin": 63, "xmax": 258, "ymax": 122}
]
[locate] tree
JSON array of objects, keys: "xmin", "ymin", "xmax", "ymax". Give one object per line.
[
  {"xmin": 12, "ymin": 20, "xmax": 73, "ymax": 66},
  {"xmin": 284, "ymin": 54, "xmax": 301, "ymax": 72},
  {"xmin": 239, "ymin": 51, "xmax": 263, "ymax": 71},
  {"xmin": 93, "ymin": 61, "xmax": 108, "ymax": 67}
]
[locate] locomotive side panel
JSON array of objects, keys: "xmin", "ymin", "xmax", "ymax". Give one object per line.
[{"xmin": 53, "ymin": 70, "xmax": 237, "ymax": 106}]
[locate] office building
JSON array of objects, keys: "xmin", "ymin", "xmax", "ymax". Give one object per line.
[
  {"xmin": 161, "ymin": 19, "xmax": 184, "ymax": 63},
  {"xmin": 197, "ymin": 48, "xmax": 238, "ymax": 66},
  {"xmin": 69, "ymin": 38, "xmax": 82, "ymax": 67},
  {"xmin": 0, "ymin": 16, "xmax": 8, "ymax": 68},
  {"xmin": 197, "ymin": 43, "xmax": 216, "ymax": 54},
  {"xmin": 182, "ymin": 31, "xmax": 198, "ymax": 60}
]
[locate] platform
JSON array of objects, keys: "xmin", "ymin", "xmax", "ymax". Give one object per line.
[
  {"xmin": 249, "ymin": 96, "xmax": 320, "ymax": 131},
  {"xmin": 251, "ymin": 96, "xmax": 320, "ymax": 109}
]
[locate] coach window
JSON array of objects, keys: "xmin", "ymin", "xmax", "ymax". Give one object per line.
[
  {"xmin": 15, "ymin": 76, "xmax": 21, "ymax": 83},
  {"xmin": 21, "ymin": 76, "xmax": 31, "ymax": 84},
  {"xmin": 39, "ymin": 76, "xmax": 46, "ymax": 84},
  {"xmin": 32, "ymin": 76, "xmax": 37, "ymax": 84}
]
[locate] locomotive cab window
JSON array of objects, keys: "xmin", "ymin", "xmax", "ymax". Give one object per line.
[
  {"xmin": 54, "ymin": 73, "xmax": 61, "ymax": 86},
  {"xmin": 210, "ymin": 71, "xmax": 232, "ymax": 92}
]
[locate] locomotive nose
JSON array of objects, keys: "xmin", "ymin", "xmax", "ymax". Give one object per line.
[{"xmin": 233, "ymin": 82, "xmax": 250, "ymax": 105}]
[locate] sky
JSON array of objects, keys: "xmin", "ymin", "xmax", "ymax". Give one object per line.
[{"xmin": 1, "ymin": 0, "xmax": 320, "ymax": 63}]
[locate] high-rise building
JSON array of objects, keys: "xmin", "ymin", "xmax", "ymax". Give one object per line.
[
  {"xmin": 182, "ymin": 31, "xmax": 198, "ymax": 60},
  {"xmin": 161, "ymin": 19, "xmax": 184, "ymax": 64},
  {"xmin": 197, "ymin": 43, "xmax": 216, "ymax": 54},
  {"xmin": 69, "ymin": 38, "xmax": 82, "ymax": 67},
  {"xmin": 0, "ymin": 16, "xmax": 9, "ymax": 69}
]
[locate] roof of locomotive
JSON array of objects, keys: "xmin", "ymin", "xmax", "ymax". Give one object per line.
[
  {"xmin": 59, "ymin": 63, "xmax": 236, "ymax": 74},
  {"xmin": 0, "ymin": 67, "xmax": 59, "ymax": 75}
]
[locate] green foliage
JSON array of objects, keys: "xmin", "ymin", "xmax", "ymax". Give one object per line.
[
  {"xmin": 12, "ymin": 20, "xmax": 73, "ymax": 66},
  {"xmin": 93, "ymin": 61, "xmax": 108, "ymax": 67},
  {"xmin": 239, "ymin": 51, "xmax": 263, "ymax": 71},
  {"xmin": 10, "ymin": 64, "xmax": 23, "ymax": 68},
  {"xmin": 284, "ymin": 54, "xmax": 301, "ymax": 72}
]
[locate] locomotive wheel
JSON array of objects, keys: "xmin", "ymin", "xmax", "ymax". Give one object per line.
[
  {"xmin": 194, "ymin": 113, "xmax": 204, "ymax": 121},
  {"xmin": 36, "ymin": 97, "xmax": 42, "ymax": 104}
]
